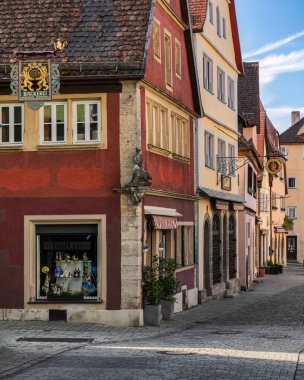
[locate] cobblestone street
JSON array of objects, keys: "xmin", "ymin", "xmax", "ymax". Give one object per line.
[{"xmin": 1, "ymin": 263, "xmax": 304, "ymax": 379}]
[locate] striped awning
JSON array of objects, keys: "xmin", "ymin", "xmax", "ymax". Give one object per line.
[{"xmin": 151, "ymin": 215, "xmax": 178, "ymax": 230}]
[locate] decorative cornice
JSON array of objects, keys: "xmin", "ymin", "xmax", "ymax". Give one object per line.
[{"xmin": 146, "ymin": 187, "xmax": 199, "ymax": 201}]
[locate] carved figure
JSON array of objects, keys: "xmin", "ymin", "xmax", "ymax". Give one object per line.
[
  {"xmin": 21, "ymin": 62, "xmax": 49, "ymax": 92},
  {"xmin": 128, "ymin": 148, "xmax": 152, "ymax": 187}
]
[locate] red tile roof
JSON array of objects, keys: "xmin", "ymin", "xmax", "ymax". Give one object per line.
[{"xmin": 189, "ymin": 0, "xmax": 208, "ymax": 31}]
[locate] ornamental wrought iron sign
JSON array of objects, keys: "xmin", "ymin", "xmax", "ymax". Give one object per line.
[
  {"xmin": 265, "ymin": 158, "xmax": 282, "ymax": 175},
  {"xmin": 10, "ymin": 59, "xmax": 60, "ymax": 111}
]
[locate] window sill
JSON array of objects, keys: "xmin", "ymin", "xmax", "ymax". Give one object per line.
[
  {"xmin": 203, "ymin": 87, "xmax": 214, "ymax": 95},
  {"xmin": 37, "ymin": 143, "xmax": 103, "ymax": 151},
  {"xmin": 172, "ymin": 153, "xmax": 190, "ymax": 163},
  {"xmin": 147, "ymin": 144, "xmax": 171, "ymax": 157},
  {"xmin": 205, "ymin": 164, "xmax": 215, "ymax": 170},
  {"xmin": 0, "ymin": 144, "xmax": 23, "ymax": 151},
  {"xmin": 217, "ymin": 97, "xmax": 226, "ymax": 104},
  {"xmin": 28, "ymin": 299, "xmax": 103, "ymax": 304}
]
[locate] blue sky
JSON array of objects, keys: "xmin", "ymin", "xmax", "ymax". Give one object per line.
[{"xmin": 235, "ymin": 0, "xmax": 304, "ymax": 133}]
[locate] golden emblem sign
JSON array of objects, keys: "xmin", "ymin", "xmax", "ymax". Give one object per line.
[
  {"xmin": 19, "ymin": 60, "xmax": 52, "ymax": 102},
  {"xmin": 265, "ymin": 158, "xmax": 282, "ymax": 175}
]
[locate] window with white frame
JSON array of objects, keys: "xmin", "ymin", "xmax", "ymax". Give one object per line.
[
  {"xmin": 209, "ymin": 1, "xmax": 213, "ymax": 24},
  {"xmin": 228, "ymin": 144, "xmax": 235, "ymax": 176},
  {"xmin": 280, "ymin": 196, "xmax": 285, "ymax": 210},
  {"xmin": 205, "ymin": 131, "xmax": 214, "ymax": 169},
  {"xmin": 260, "ymin": 192, "xmax": 268, "ymax": 212},
  {"xmin": 281, "ymin": 146, "xmax": 287, "ymax": 158},
  {"xmin": 228, "ymin": 77, "xmax": 235, "ymax": 109},
  {"xmin": 287, "ymin": 206, "xmax": 297, "ymax": 219},
  {"xmin": 217, "ymin": 139, "xmax": 226, "ymax": 174},
  {"xmin": 217, "ymin": 67, "xmax": 225, "ymax": 102},
  {"xmin": 203, "ymin": 54, "xmax": 213, "ymax": 93},
  {"xmin": 288, "ymin": 177, "xmax": 297, "ymax": 189},
  {"xmin": 0, "ymin": 104, "xmax": 23, "ymax": 144},
  {"xmin": 216, "ymin": 6, "xmax": 221, "ymax": 36},
  {"xmin": 41, "ymin": 103, "xmax": 67, "ymax": 143},
  {"xmin": 222, "ymin": 17, "xmax": 226, "ymax": 39},
  {"xmin": 73, "ymin": 101, "xmax": 101, "ymax": 143}
]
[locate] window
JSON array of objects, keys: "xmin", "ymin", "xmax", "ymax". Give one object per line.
[
  {"xmin": 280, "ymin": 196, "xmax": 285, "ymax": 211},
  {"xmin": 153, "ymin": 20, "xmax": 161, "ymax": 60},
  {"xmin": 175, "ymin": 225, "xmax": 194, "ymax": 267},
  {"xmin": 222, "ymin": 18, "xmax": 226, "ymax": 39},
  {"xmin": 288, "ymin": 177, "xmax": 297, "ymax": 189},
  {"xmin": 247, "ymin": 165, "xmax": 253, "ymax": 195},
  {"xmin": 228, "ymin": 77, "xmax": 235, "ymax": 109},
  {"xmin": 216, "ymin": 6, "xmax": 221, "ymax": 36},
  {"xmin": 209, "ymin": 1, "xmax": 213, "ymax": 24},
  {"xmin": 287, "ymin": 206, "xmax": 297, "ymax": 219},
  {"xmin": 171, "ymin": 112, "xmax": 190, "ymax": 158},
  {"xmin": 272, "ymin": 193, "xmax": 277, "ymax": 210},
  {"xmin": 165, "ymin": 33, "xmax": 172, "ymax": 88},
  {"xmin": 36, "ymin": 224, "xmax": 98, "ymax": 301},
  {"xmin": 260, "ymin": 192, "xmax": 269, "ymax": 212},
  {"xmin": 217, "ymin": 67, "xmax": 225, "ymax": 102},
  {"xmin": 281, "ymin": 146, "xmax": 287, "ymax": 158},
  {"xmin": 40, "ymin": 103, "xmax": 67, "ymax": 143},
  {"xmin": 217, "ymin": 139, "xmax": 226, "ymax": 174},
  {"xmin": 73, "ymin": 101, "xmax": 101, "ymax": 143},
  {"xmin": 203, "ymin": 54, "xmax": 213, "ymax": 93},
  {"xmin": 146, "ymin": 98, "xmax": 169, "ymax": 152},
  {"xmin": 0, "ymin": 104, "xmax": 23, "ymax": 144},
  {"xmin": 205, "ymin": 131, "xmax": 214, "ymax": 169},
  {"xmin": 175, "ymin": 40, "xmax": 182, "ymax": 77},
  {"xmin": 228, "ymin": 144, "xmax": 235, "ymax": 176}
]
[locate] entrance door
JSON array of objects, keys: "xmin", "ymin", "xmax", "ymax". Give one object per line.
[{"xmin": 287, "ymin": 236, "xmax": 297, "ymax": 260}]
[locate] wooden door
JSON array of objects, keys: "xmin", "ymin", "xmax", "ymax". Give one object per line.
[{"xmin": 287, "ymin": 236, "xmax": 297, "ymax": 260}]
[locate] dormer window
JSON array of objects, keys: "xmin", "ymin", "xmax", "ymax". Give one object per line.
[{"xmin": 216, "ymin": 6, "xmax": 221, "ymax": 37}]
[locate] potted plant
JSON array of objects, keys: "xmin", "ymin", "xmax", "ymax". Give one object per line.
[
  {"xmin": 258, "ymin": 266, "xmax": 266, "ymax": 277},
  {"xmin": 159, "ymin": 257, "xmax": 180, "ymax": 321},
  {"xmin": 143, "ymin": 256, "xmax": 163, "ymax": 326}
]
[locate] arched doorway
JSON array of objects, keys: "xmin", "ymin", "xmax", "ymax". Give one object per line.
[
  {"xmin": 204, "ymin": 218, "xmax": 211, "ymax": 290},
  {"xmin": 212, "ymin": 213, "xmax": 221, "ymax": 284},
  {"xmin": 223, "ymin": 214, "xmax": 227, "ymax": 282},
  {"xmin": 229, "ymin": 214, "xmax": 237, "ymax": 279}
]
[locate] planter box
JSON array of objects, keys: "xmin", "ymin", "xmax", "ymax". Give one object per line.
[
  {"xmin": 144, "ymin": 304, "xmax": 161, "ymax": 326},
  {"xmin": 160, "ymin": 300, "xmax": 175, "ymax": 321}
]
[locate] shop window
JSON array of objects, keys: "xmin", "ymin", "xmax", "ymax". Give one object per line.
[
  {"xmin": 36, "ymin": 224, "xmax": 98, "ymax": 301},
  {"xmin": 40, "ymin": 102, "xmax": 67, "ymax": 143},
  {"xmin": 0, "ymin": 104, "xmax": 23, "ymax": 145},
  {"xmin": 176, "ymin": 225, "xmax": 194, "ymax": 267},
  {"xmin": 73, "ymin": 101, "xmax": 101, "ymax": 143}
]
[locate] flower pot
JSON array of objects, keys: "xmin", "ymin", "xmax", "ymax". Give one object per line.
[
  {"xmin": 258, "ymin": 267, "xmax": 265, "ymax": 277},
  {"xmin": 160, "ymin": 300, "xmax": 175, "ymax": 321},
  {"xmin": 144, "ymin": 304, "xmax": 161, "ymax": 326}
]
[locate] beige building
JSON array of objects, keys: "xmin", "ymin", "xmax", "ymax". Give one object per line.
[
  {"xmin": 280, "ymin": 111, "xmax": 304, "ymax": 263},
  {"xmin": 190, "ymin": 0, "xmax": 244, "ymax": 299}
]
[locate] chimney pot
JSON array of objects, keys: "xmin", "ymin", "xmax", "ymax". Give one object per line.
[{"xmin": 292, "ymin": 111, "xmax": 300, "ymax": 126}]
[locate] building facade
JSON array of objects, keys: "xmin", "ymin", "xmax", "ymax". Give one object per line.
[
  {"xmin": 190, "ymin": 0, "xmax": 244, "ymax": 300},
  {"xmin": 0, "ymin": 0, "xmax": 201, "ymax": 325}
]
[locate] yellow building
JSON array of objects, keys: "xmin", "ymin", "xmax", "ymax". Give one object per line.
[
  {"xmin": 280, "ymin": 111, "xmax": 304, "ymax": 263},
  {"xmin": 190, "ymin": 0, "xmax": 244, "ymax": 299}
]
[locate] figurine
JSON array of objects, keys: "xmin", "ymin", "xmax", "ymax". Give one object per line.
[{"xmin": 54, "ymin": 265, "xmax": 63, "ymax": 278}]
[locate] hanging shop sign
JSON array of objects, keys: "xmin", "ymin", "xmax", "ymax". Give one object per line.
[
  {"xmin": 10, "ymin": 59, "xmax": 60, "ymax": 110},
  {"xmin": 265, "ymin": 158, "xmax": 282, "ymax": 175},
  {"xmin": 221, "ymin": 174, "xmax": 231, "ymax": 191}
]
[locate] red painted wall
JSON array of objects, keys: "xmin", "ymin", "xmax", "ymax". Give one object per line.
[
  {"xmin": 176, "ymin": 267, "xmax": 195, "ymax": 291},
  {"xmin": 0, "ymin": 93, "xmax": 122, "ymax": 310},
  {"xmin": 145, "ymin": 1, "xmax": 195, "ymax": 112}
]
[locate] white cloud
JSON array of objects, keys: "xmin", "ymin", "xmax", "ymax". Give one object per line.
[
  {"xmin": 243, "ymin": 30, "xmax": 304, "ymax": 59},
  {"xmin": 266, "ymin": 107, "xmax": 304, "ymax": 133},
  {"xmin": 258, "ymin": 50, "xmax": 304, "ymax": 85}
]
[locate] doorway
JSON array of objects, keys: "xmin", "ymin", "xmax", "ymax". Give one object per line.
[{"xmin": 287, "ymin": 236, "xmax": 297, "ymax": 261}]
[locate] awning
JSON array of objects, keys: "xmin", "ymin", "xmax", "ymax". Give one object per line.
[
  {"xmin": 144, "ymin": 206, "xmax": 182, "ymax": 230},
  {"xmin": 150, "ymin": 215, "xmax": 178, "ymax": 230},
  {"xmin": 274, "ymin": 227, "xmax": 288, "ymax": 234},
  {"xmin": 198, "ymin": 187, "xmax": 245, "ymax": 204}
]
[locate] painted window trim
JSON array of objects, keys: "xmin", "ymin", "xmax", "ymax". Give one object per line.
[
  {"xmin": 72, "ymin": 100, "xmax": 101, "ymax": 144},
  {"xmin": 287, "ymin": 176, "xmax": 297, "ymax": 189},
  {"xmin": 39, "ymin": 102, "xmax": 67, "ymax": 145},
  {"xmin": 0, "ymin": 103, "xmax": 24, "ymax": 146},
  {"xmin": 175, "ymin": 38, "xmax": 182, "ymax": 79},
  {"xmin": 287, "ymin": 206, "xmax": 297, "ymax": 219},
  {"xmin": 153, "ymin": 18, "xmax": 161, "ymax": 63},
  {"xmin": 164, "ymin": 29, "xmax": 173, "ymax": 91}
]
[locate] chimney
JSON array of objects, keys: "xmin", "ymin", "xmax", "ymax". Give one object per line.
[{"xmin": 292, "ymin": 111, "xmax": 300, "ymax": 125}]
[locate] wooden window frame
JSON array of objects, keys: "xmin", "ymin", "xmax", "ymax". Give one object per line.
[
  {"xmin": 203, "ymin": 54, "xmax": 213, "ymax": 93},
  {"xmin": 153, "ymin": 19, "xmax": 161, "ymax": 62},
  {"xmin": 205, "ymin": 131, "xmax": 214, "ymax": 169},
  {"xmin": 217, "ymin": 67, "xmax": 225, "ymax": 102},
  {"xmin": 72, "ymin": 100, "xmax": 101, "ymax": 144},
  {"xmin": 175, "ymin": 39, "xmax": 182, "ymax": 79},
  {"xmin": 0, "ymin": 103, "xmax": 24, "ymax": 145},
  {"xmin": 40, "ymin": 102, "xmax": 67, "ymax": 145},
  {"xmin": 228, "ymin": 76, "xmax": 235, "ymax": 110},
  {"xmin": 164, "ymin": 30, "xmax": 173, "ymax": 90}
]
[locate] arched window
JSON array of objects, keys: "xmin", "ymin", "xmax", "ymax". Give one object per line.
[
  {"xmin": 212, "ymin": 213, "xmax": 221, "ymax": 284},
  {"xmin": 216, "ymin": 6, "xmax": 221, "ymax": 37}
]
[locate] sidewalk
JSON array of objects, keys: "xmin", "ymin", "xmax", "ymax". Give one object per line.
[{"xmin": 1, "ymin": 263, "xmax": 304, "ymax": 345}]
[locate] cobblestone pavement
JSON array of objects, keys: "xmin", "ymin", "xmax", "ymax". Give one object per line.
[{"xmin": 1, "ymin": 263, "xmax": 304, "ymax": 379}]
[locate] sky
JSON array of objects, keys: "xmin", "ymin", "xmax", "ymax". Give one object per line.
[{"xmin": 235, "ymin": 0, "xmax": 304, "ymax": 133}]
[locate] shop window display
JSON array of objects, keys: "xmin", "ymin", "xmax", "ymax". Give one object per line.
[{"xmin": 37, "ymin": 224, "xmax": 98, "ymax": 301}]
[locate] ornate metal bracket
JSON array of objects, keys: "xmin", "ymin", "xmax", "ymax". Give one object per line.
[{"xmin": 216, "ymin": 156, "xmax": 249, "ymax": 185}]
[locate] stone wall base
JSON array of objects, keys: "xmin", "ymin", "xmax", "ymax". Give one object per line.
[
  {"xmin": 225, "ymin": 278, "xmax": 241, "ymax": 296},
  {"xmin": 0, "ymin": 308, "xmax": 144, "ymax": 327},
  {"xmin": 210, "ymin": 282, "xmax": 226, "ymax": 299}
]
